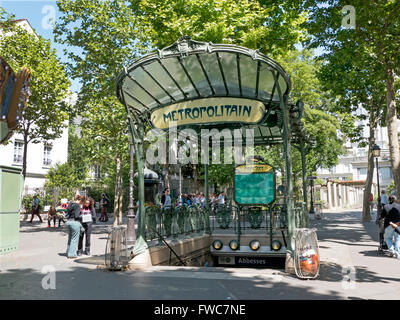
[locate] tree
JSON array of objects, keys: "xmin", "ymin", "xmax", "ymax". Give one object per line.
[
  {"xmin": 302, "ymin": 0, "xmax": 400, "ymax": 200},
  {"xmin": 0, "ymin": 17, "xmax": 70, "ymax": 178},
  {"xmin": 55, "ymin": 0, "xmax": 140, "ymax": 225},
  {"xmin": 44, "ymin": 162, "xmax": 83, "ymax": 200},
  {"xmin": 131, "ymin": 0, "xmax": 307, "ymax": 56},
  {"xmin": 254, "ymin": 49, "xmax": 345, "ymax": 199},
  {"xmin": 315, "ymin": 41, "xmax": 386, "ymax": 221}
]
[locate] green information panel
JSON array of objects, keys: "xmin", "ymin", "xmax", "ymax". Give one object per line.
[
  {"xmin": 0, "ymin": 166, "xmax": 23, "ymax": 255},
  {"xmin": 234, "ymin": 164, "xmax": 276, "ymax": 205}
]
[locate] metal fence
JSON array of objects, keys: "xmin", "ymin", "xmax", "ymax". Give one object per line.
[
  {"xmin": 144, "ymin": 205, "xmax": 211, "ymax": 243},
  {"xmin": 143, "ymin": 202, "xmax": 308, "ymax": 244}
]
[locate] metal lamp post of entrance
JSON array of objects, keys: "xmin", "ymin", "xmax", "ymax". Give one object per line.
[
  {"xmin": 126, "ymin": 136, "xmax": 136, "ymax": 245},
  {"xmin": 308, "ymin": 176, "xmax": 317, "ymax": 214},
  {"xmin": 373, "ymin": 144, "xmax": 381, "ymax": 215}
]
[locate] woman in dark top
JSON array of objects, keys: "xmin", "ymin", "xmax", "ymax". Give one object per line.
[{"xmin": 66, "ymin": 195, "xmax": 83, "ymax": 258}]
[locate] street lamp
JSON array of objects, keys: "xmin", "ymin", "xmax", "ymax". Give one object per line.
[{"xmin": 372, "ymin": 144, "xmax": 381, "ymax": 215}]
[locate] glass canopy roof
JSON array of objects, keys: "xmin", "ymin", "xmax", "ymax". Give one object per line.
[{"xmin": 116, "ymin": 37, "xmax": 306, "ymax": 145}]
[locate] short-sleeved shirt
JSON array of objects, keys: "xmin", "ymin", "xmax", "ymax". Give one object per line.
[
  {"xmin": 218, "ymin": 195, "xmax": 225, "ymax": 205},
  {"xmin": 32, "ymin": 198, "xmax": 39, "ymax": 209},
  {"xmin": 163, "ymin": 195, "xmax": 171, "ymax": 209}
]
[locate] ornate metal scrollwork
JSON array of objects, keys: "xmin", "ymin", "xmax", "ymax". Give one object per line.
[
  {"xmin": 247, "ymin": 207, "xmax": 263, "ymax": 229},
  {"xmin": 216, "ymin": 205, "xmax": 232, "ymax": 229}
]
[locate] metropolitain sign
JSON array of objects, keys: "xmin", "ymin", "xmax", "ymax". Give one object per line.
[{"xmin": 150, "ymin": 97, "xmax": 265, "ymax": 129}]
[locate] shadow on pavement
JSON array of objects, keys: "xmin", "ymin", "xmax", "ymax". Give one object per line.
[{"xmin": 0, "ymin": 265, "xmax": 345, "ymax": 300}]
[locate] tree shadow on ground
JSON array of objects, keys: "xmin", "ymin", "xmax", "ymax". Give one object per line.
[{"xmin": 0, "ymin": 265, "xmax": 345, "ymax": 300}]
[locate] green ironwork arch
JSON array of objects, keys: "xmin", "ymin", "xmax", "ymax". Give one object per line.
[{"xmin": 116, "ymin": 36, "xmax": 309, "ymax": 271}]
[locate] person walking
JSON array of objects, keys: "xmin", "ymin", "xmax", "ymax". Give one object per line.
[
  {"xmin": 381, "ymin": 195, "xmax": 400, "ymax": 258},
  {"xmin": 78, "ymin": 199, "xmax": 93, "ymax": 256},
  {"xmin": 99, "ymin": 193, "xmax": 110, "ymax": 222},
  {"xmin": 29, "ymin": 195, "xmax": 42, "ymax": 223},
  {"xmin": 65, "ymin": 195, "xmax": 83, "ymax": 258}
]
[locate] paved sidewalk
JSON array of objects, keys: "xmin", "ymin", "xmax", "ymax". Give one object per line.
[{"xmin": 1, "ymin": 209, "xmax": 400, "ymax": 299}]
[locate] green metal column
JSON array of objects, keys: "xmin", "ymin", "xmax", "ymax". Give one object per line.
[
  {"xmin": 300, "ymin": 140, "xmax": 309, "ymax": 228},
  {"xmin": 127, "ymin": 113, "xmax": 148, "ymax": 256},
  {"xmin": 275, "ymin": 74, "xmax": 295, "ymax": 272},
  {"xmin": 204, "ymin": 163, "xmax": 209, "ymax": 209},
  {"xmin": 300, "ymin": 141, "xmax": 307, "ymax": 206}
]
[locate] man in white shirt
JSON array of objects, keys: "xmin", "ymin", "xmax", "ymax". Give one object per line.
[{"xmin": 218, "ymin": 192, "xmax": 225, "ymax": 206}]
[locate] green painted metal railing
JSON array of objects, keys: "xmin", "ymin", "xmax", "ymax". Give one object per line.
[
  {"xmin": 143, "ymin": 202, "xmax": 308, "ymax": 246},
  {"xmin": 144, "ymin": 204, "xmax": 211, "ymax": 243}
]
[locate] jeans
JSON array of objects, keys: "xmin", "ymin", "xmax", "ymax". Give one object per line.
[
  {"xmin": 30, "ymin": 208, "xmax": 42, "ymax": 222},
  {"xmin": 78, "ymin": 222, "xmax": 92, "ymax": 252},
  {"xmin": 384, "ymin": 225, "xmax": 400, "ymax": 257},
  {"xmin": 66, "ymin": 221, "xmax": 82, "ymax": 257}
]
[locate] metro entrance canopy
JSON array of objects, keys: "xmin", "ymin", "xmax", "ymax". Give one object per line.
[
  {"xmin": 116, "ymin": 37, "xmax": 310, "ymax": 271},
  {"xmin": 117, "ymin": 36, "xmax": 307, "ymax": 145}
]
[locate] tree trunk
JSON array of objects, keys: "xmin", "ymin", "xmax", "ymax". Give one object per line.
[
  {"xmin": 22, "ymin": 133, "xmax": 28, "ymax": 179},
  {"xmin": 113, "ymin": 156, "xmax": 123, "ymax": 226},
  {"xmin": 163, "ymin": 165, "xmax": 170, "ymax": 189},
  {"xmin": 386, "ymin": 68, "xmax": 400, "ymax": 197},
  {"xmin": 193, "ymin": 164, "xmax": 198, "ymax": 193},
  {"xmin": 363, "ymin": 108, "xmax": 378, "ymax": 222},
  {"xmin": 163, "ymin": 149, "xmax": 170, "ymax": 189}
]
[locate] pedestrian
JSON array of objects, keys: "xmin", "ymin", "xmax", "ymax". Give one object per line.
[
  {"xmin": 218, "ymin": 192, "xmax": 225, "ymax": 206},
  {"xmin": 55, "ymin": 202, "xmax": 67, "ymax": 227},
  {"xmin": 389, "ymin": 221, "xmax": 400, "ymax": 235},
  {"xmin": 78, "ymin": 199, "xmax": 93, "ymax": 256},
  {"xmin": 381, "ymin": 190, "xmax": 389, "ymax": 207},
  {"xmin": 161, "ymin": 188, "xmax": 172, "ymax": 212},
  {"xmin": 47, "ymin": 206, "xmax": 57, "ymax": 228},
  {"xmin": 89, "ymin": 197, "xmax": 97, "ymax": 224},
  {"xmin": 370, "ymin": 193, "xmax": 374, "ymax": 212},
  {"xmin": 381, "ymin": 195, "xmax": 400, "ymax": 258},
  {"xmin": 65, "ymin": 195, "xmax": 84, "ymax": 259},
  {"xmin": 29, "ymin": 195, "xmax": 42, "ymax": 223},
  {"xmin": 99, "ymin": 193, "xmax": 110, "ymax": 222},
  {"xmin": 200, "ymin": 193, "xmax": 205, "ymax": 208}
]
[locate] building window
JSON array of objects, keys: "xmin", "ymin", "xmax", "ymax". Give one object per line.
[
  {"xmin": 43, "ymin": 145, "xmax": 52, "ymax": 166},
  {"xmin": 94, "ymin": 165, "xmax": 101, "ymax": 179},
  {"xmin": 379, "ymin": 167, "xmax": 393, "ymax": 180},
  {"xmin": 13, "ymin": 140, "xmax": 24, "ymax": 164},
  {"xmin": 357, "ymin": 168, "xmax": 367, "ymax": 179}
]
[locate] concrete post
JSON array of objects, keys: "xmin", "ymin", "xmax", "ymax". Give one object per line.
[
  {"xmin": 333, "ymin": 182, "xmax": 338, "ymax": 208},
  {"xmin": 320, "ymin": 187, "xmax": 326, "ymax": 208},
  {"xmin": 327, "ymin": 181, "xmax": 332, "ymax": 209}
]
